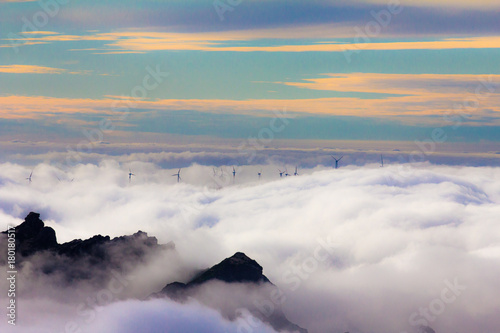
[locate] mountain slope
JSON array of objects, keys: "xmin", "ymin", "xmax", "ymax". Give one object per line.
[{"xmin": 155, "ymin": 252, "xmax": 308, "ymax": 333}]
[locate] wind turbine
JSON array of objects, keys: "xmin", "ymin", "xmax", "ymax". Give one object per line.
[
  {"xmin": 26, "ymin": 170, "xmax": 33, "ymax": 183},
  {"xmin": 284, "ymin": 168, "xmax": 290, "ymax": 177},
  {"xmin": 57, "ymin": 175, "xmax": 74, "ymax": 182},
  {"xmin": 380, "ymin": 154, "xmax": 384, "ymax": 168},
  {"xmin": 258, "ymin": 169, "xmax": 262, "ymax": 179},
  {"xmin": 278, "ymin": 169, "xmax": 284, "ymax": 178},
  {"xmin": 218, "ymin": 167, "xmax": 229, "ymax": 182},
  {"xmin": 331, "ymin": 155, "xmax": 343, "ymax": 169},
  {"xmin": 294, "ymin": 166, "xmax": 299, "ymax": 176},
  {"xmin": 172, "ymin": 169, "xmax": 181, "ymax": 183},
  {"xmin": 128, "ymin": 168, "xmax": 135, "ymax": 182},
  {"xmin": 232, "ymin": 166, "xmax": 236, "ymax": 178}
]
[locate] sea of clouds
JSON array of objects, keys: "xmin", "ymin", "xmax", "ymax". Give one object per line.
[{"xmin": 0, "ymin": 159, "xmax": 499, "ymax": 333}]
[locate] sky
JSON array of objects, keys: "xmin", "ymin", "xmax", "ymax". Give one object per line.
[
  {"xmin": 1, "ymin": 3, "xmax": 500, "ymax": 332},
  {"xmin": 1, "ymin": 161, "xmax": 500, "ymax": 332},
  {"xmin": 1, "ymin": 0, "xmax": 500, "ymax": 151}
]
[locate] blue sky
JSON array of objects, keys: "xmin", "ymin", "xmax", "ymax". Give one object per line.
[{"xmin": 1, "ymin": 0, "xmax": 499, "ymax": 145}]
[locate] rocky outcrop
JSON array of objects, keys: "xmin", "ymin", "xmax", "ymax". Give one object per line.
[
  {"xmin": 2, "ymin": 213, "xmax": 307, "ymax": 332},
  {"xmin": 418, "ymin": 326, "xmax": 436, "ymax": 333},
  {"xmin": 1, "ymin": 212, "xmax": 172, "ymax": 284},
  {"xmin": 155, "ymin": 252, "xmax": 308, "ymax": 333},
  {"xmin": 184, "ymin": 251, "xmax": 270, "ymax": 286},
  {"xmin": 8, "ymin": 212, "xmax": 57, "ymax": 256},
  {"xmin": 156, "ymin": 252, "xmax": 270, "ymax": 300}
]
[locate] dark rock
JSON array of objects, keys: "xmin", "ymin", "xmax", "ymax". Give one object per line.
[
  {"xmin": 1, "ymin": 212, "xmax": 58, "ymax": 256},
  {"xmin": 15, "ymin": 212, "xmax": 45, "ymax": 241},
  {"xmin": 158, "ymin": 252, "xmax": 270, "ymax": 297},
  {"xmin": 1, "ymin": 213, "xmax": 172, "ymax": 284},
  {"xmin": 162, "ymin": 282, "xmax": 188, "ymax": 301},
  {"xmin": 3, "ymin": 214, "xmax": 306, "ymax": 332},
  {"xmin": 33, "ymin": 226, "xmax": 57, "ymax": 251},
  {"xmin": 418, "ymin": 326, "xmax": 436, "ymax": 333},
  {"xmin": 155, "ymin": 252, "xmax": 307, "ymax": 333},
  {"xmin": 58, "ymin": 235, "xmax": 111, "ymax": 259},
  {"xmin": 189, "ymin": 252, "xmax": 270, "ymax": 286}
]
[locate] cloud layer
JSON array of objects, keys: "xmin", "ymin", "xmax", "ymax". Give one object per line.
[{"xmin": 0, "ymin": 159, "xmax": 499, "ymax": 332}]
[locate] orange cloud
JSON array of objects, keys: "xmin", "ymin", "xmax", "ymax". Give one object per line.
[
  {"xmin": 0, "ymin": 65, "xmax": 94, "ymax": 75},
  {"xmin": 4, "ymin": 30, "xmax": 500, "ymax": 53},
  {"xmin": 0, "ymin": 65, "xmax": 66, "ymax": 74},
  {"xmin": 18, "ymin": 31, "xmax": 60, "ymax": 35},
  {"xmin": 1, "ymin": 80, "xmax": 499, "ymax": 126},
  {"xmin": 0, "ymin": 74, "xmax": 498, "ymax": 125},
  {"xmin": 0, "ymin": 73, "xmax": 500, "ymax": 125},
  {"xmin": 93, "ymin": 34, "xmax": 500, "ymax": 53},
  {"xmin": 281, "ymin": 73, "xmax": 500, "ymax": 96},
  {"xmin": 279, "ymin": 73, "xmax": 500, "ymax": 124}
]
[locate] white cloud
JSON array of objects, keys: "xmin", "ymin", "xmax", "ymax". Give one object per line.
[
  {"xmin": 0, "ymin": 298, "xmax": 281, "ymax": 333},
  {"xmin": 0, "ymin": 160, "xmax": 499, "ymax": 332}
]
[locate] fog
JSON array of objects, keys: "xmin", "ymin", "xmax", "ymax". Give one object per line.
[{"xmin": 0, "ymin": 159, "xmax": 499, "ymax": 333}]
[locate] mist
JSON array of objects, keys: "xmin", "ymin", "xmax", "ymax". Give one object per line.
[{"xmin": 0, "ymin": 159, "xmax": 499, "ymax": 333}]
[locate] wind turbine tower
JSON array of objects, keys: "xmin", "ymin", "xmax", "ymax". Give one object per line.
[{"xmin": 331, "ymin": 156, "xmax": 344, "ymax": 169}]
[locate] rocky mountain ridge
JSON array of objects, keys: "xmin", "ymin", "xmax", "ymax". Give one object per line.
[{"xmin": 1, "ymin": 212, "xmax": 308, "ymax": 332}]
